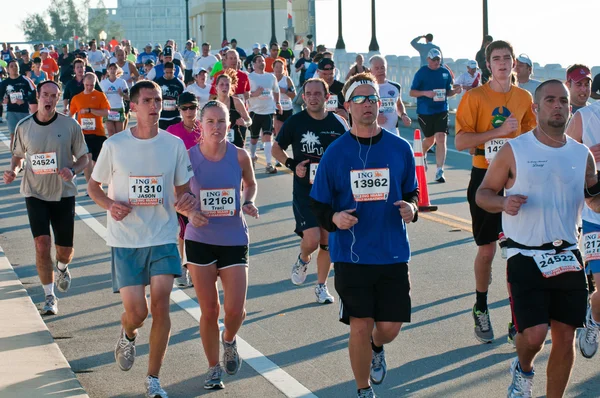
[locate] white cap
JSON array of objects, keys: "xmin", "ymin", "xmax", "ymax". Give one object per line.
[
  {"xmin": 99, "ymin": 41, "xmax": 106, "ymax": 46},
  {"xmin": 252, "ymin": 43, "xmax": 260, "ymax": 49},
  {"xmin": 467, "ymin": 60, "xmax": 478, "ymax": 69},
  {"xmin": 40, "ymin": 48, "xmax": 50, "ymax": 53}
]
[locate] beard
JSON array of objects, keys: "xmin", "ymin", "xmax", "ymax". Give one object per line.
[{"xmin": 547, "ymin": 119, "xmax": 566, "ymax": 128}]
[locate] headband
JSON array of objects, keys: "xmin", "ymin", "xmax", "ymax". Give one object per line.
[{"xmin": 345, "ymin": 80, "xmax": 379, "ymax": 100}]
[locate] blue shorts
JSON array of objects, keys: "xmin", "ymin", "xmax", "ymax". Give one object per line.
[
  {"xmin": 582, "ymin": 220, "xmax": 600, "ymax": 274},
  {"xmin": 111, "ymin": 243, "xmax": 181, "ymax": 293}
]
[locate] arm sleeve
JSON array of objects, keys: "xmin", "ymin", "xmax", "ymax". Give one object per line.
[
  {"xmin": 410, "ymin": 37, "xmax": 423, "ymax": 50},
  {"xmin": 275, "ymin": 119, "xmax": 292, "ymax": 149},
  {"xmin": 101, "ymin": 94, "xmax": 111, "ymax": 110},
  {"xmin": 69, "ymin": 96, "xmax": 79, "ymax": 116},
  {"xmin": 309, "ymin": 198, "xmax": 338, "ymax": 232},
  {"xmin": 90, "ymin": 141, "xmax": 112, "ymax": 184},
  {"xmin": 410, "ymin": 70, "xmax": 422, "ymax": 91},
  {"xmin": 455, "ymin": 91, "xmax": 477, "ymax": 134},
  {"xmin": 147, "ymin": 67, "xmax": 156, "ymax": 81},
  {"xmin": 12, "ymin": 127, "xmax": 25, "ymax": 157}
]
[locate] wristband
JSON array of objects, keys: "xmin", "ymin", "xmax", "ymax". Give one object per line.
[
  {"xmin": 69, "ymin": 167, "xmax": 76, "ymax": 176},
  {"xmin": 285, "ymin": 158, "xmax": 299, "ymax": 171},
  {"xmin": 243, "ymin": 200, "xmax": 254, "ymax": 206},
  {"xmin": 186, "ymin": 192, "xmax": 196, "ymax": 198}
]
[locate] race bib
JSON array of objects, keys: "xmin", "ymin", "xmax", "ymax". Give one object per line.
[
  {"xmin": 281, "ymin": 97, "xmax": 293, "ymax": 109},
  {"xmin": 227, "ymin": 129, "xmax": 235, "ymax": 143},
  {"xmin": 200, "ymin": 188, "xmax": 236, "ymax": 217},
  {"xmin": 128, "ymin": 176, "xmax": 164, "ymax": 206},
  {"xmin": 533, "ymin": 251, "xmax": 582, "ymax": 278},
  {"xmin": 583, "ymin": 232, "xmax": 600, "ymax": 262},
  {"xmin": 350, "ymin": 168, "xmax": 390, "ymax": 202},
  {"xmin": 81, "ymin": 118, "xmax": 96, "ymax": 130},
  {"xmin": 485, "ymin": 138, "xmax": 509, "ymax": 163},
  {"xmin": 379, "ymin": 98, "xmax": 395, "ymax": 113},
  {"xmin": 163, "ymin": 99, "xmax": 176, "ymax": 111},
  {"xmin": 433, "ymin": 89, "xmax": 446, "ymax": 102},
  {"xmin": 108, "ymin": 111, "xmax": 120, "ymax": 121},
  {"xmin": 309, "ymin": 163, "xmax": 318, "ymax": 184},
  {"xmin": 259, "ymin": 90, "xmax": 271, "ymax": 99},
  {"xmin": 326, "ymin": 95, "xmax": 338, "ymax": 112},
  {"xmin": 31, "ymin": 152, "xmax": 58, "ymax": 174},
  {"xmin": 10, "ymin": 92, "xmax": 23, "ymax": 103}
]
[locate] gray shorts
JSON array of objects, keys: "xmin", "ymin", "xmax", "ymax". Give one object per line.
[
  {"xmin": 7, "ymin": 112, "xmax": 30, "ymax": 135},
  {"xmin": 111, "ymin": 243, "xmax": 181, "ymax": 293}
]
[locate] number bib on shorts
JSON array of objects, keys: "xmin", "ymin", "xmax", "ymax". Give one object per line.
[
  {"xmin": 583, "ymin": 232, "xmax": 600, "ymax": 262},
  {"xmin": 280, "ymin": 97, "xmax": 292, "ymax": 109},
  {"xmin": 108, "ymin": 110, "xmax": 121, "ymax": 121},
  {"xmin": 350, "ymin": 168, "xmax": 390, "ymax": 202},
  {"xmin": 433, "ymin": 89, "xmax": 446, "ymax": 102},
  {"xmin": 81, "ymin": 118, "xmax": 96, "ymax": 130},
  {"xmin": 379, "ymin": 98, "xmax": 395, "ymax": 113},
  {"xmin": 533, "ymin": 251, "xmax": 582, "ymax": 278},
  {"xmin": 31, "ymin": 152, "xmax": 58, "ymax": 174},
  {"xmin": 128, "ymin": 176, "xmax": 164, "ymax": 206},
  {"xmin": 10, "ymin": 92, "xmax": 23, "ymax": 103},
  {"xmin": 200, "ymin": 188, "xmax": 236, "ymax": 217},
  {"xmin": 485, "ymin": 138, "xmax": 509, "ymax": 163},
  {"xmin": 227, "ymin": 129, "xmax": 234, "ymax": 143},
  {"xmin": 326, "ymin": 95, "xmax": 338, "ymax": 112},
  {"xmin": 163, "ymin": 99, "xmax": 176, "ymax": 111},
  {"xmin": 309, "ymin": 163, "xmax": 319, "ymax": 184}
]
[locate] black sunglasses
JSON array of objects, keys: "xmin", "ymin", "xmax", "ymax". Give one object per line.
[
  {"xmin": 179, "ymin": 105, "xmax": 198, "ymax": 111},
  {"xmin": 350, "ymin": 95, "xmax": 379, "ymax": 104}
]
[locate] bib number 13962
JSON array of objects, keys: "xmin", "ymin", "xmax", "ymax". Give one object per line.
[{"xmin": 350, "ymin": 168, "xmax": 390, "ymax": 202}]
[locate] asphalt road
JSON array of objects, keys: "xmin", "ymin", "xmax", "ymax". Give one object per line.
[{"xmin": 1, "ymin": 118, "xmax": 599, "ymax": 398}]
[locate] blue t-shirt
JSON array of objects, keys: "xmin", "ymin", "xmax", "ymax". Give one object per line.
[
  {"xmin": 305, "ymin": 62, "xmax": 318, "ymax": 80},
  {"xmin": 310, "ymin": 130, "xmax": 418, "ymax": 265},
  {"xmin": 411, "ymin": 65, "xmax": 453, "ymax": 115},
  {"xmin": 136, "ymin": 52, "xmax": 158, "ymax": 65},
  {"xmin": 235, "ymin": 47, "xmax": 247, "ymax": 59}
]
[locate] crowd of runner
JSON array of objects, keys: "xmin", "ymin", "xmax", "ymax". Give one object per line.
[{"xmin": 2, "ymin": 34, "xmax": 600, "ymax": 398}]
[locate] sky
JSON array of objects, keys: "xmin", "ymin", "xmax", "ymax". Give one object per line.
[{"xmin": 1, "ymin": 0, "xmax": 599, "ymax": 70}]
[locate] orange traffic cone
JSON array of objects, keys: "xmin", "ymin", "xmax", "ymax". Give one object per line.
[{"xmin": 413, "ymin": 129, "xmax": 438, "ymax": 212}]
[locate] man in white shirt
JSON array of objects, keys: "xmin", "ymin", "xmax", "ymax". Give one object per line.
[
  {"xmin": 454, "ymin": 60, "xmax": 482, "ymax": 92},
  {"xmin": 515, "ymin": 54, "xmax": 541, "ymax": 97},
  {"xmin": 87, "ymin": 40, "xmax": 106, "ymax": 81},
  {"xmin": 193, "ymin": 42, "xmax": 218, "ymax": 75}
]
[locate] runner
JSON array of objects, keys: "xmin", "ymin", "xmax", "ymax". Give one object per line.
[
  {"xmin": 410, "ymin": 33, "xmax": 442, "ymax": 67},
  {"xmin": 18, "ymin": 50, "xmax": 32, "ymax": 77},
  {"xmin": 214, "ymin": 71, "xmax": 252, "ymax": 148},
  {"xmin": 88, "ymin": 41, "xmax": 106, "ymax": 81},
  {"xmin": 566, "ymin": 64, "xmax": 592, "ymax": 114},
  {"xmin": 3, "ymin": 80, "xmax": 89, "ymax": 316},
  {"xmin": 370, "ymin": 55, "xmax": 411, "ymax": 136},
  {"xmin": 63, "ymin": 59, "xmax": 103, "ymax": 114},
  {"xmin": 272, "ymin": 77, "xmax": 348, "ymax": 302},
  {"xmin": 0, "ymin": 60, "xmax": 36, "ymax": 149},
  {"xmin": 244, "ymin": 43, "xmax": 261, "ymax": 72},
  {"xmin": 278, "ymin": 40, "xmax": 295, "ymax": 75},
  {"xmin": 264, "ymin": 43, "xmax": 287, "ymax": 73},
  {"xmin": 310, "ymin": 73, "xmax": 419, "ymax": 398},
  {"xmin": 29, "ymin": 58, "xmax": 47, "ymax": 86},
  {"xmin": 40, "ymin": 48, "xmax": 59, "ymax": 82},
  {"xmin": 69, "ymin": 73, "xmax": 111, "ymax": 183},
  {"xmin": 182, "ymin": 40, "xmax": 197, "ymax": 85},
  {"xmin": 87, "ymin": 80, "xmax": 196, "ymax": 398},
  {"xmin": 209, "ymin": 50, "xmax": 250, "ymax": 101},
  {"xmin": 183, "ymin": 100, "xmax": 258, "ymax": 390},
  {"xmin": 230, "ymin": 39, "xmax": 246, "ymax": 63},
  {"xmin": 409, "ymin": 48, "xmax": 462, "ymax": 182},
  {"xmin": 346, "ymin": 54, "xmax": 369, "ymax": 81},
  {"xmin": 454, "ymin": 60, "xmax": 482, "ymax": 92},
  {"xmin": 273, "ymin": 59, "xmax": 296, "ymax": 139},
  {"xmin": 295, "ymin": 48, "xmax": 312, "ymax": 87},
  {"xmin": 515, "ymin": 54, "xmax": 541, "ymax": 96},
  {"xmin": 184, "ymin": 68, "xmax": 211, "ymax": 108},
  {"xmin": 114, "ymin": 48, "xmax": 139, "ymax": 129},
  {"xmin": 193, "ymin": 43, "xmax": 218, "ymax": 75},
  {"xmin": 136, "ymin": 43, "xmax": 158, "ymax": 70},
  {"xmin": 147, "ymin": 47, "xmax": 184, "ymax": 81},
  {"xmin": 455, "ymin": 40, "xmax": 536, "ymax": 344},
  {"xmin": 476, "ymin": 35, "xmax": 494, "ymax": 84},
  {"xmin": 1, "ymin": 42, "xmax": 15, "ymax": 62},
  {"xmin": 155, "ymin": 62, "xmax": 186, "ymax": 130},
  {"xmin": 99, "ymin": 63, "xmax": 129, "ymax": 137},
  {"xmin": 247, "ymin": 54, "xmax": 282, "ymax": 173},
  {"xmin": 476, "ymin": 79, "xmax": 597, "ymax": 398}
]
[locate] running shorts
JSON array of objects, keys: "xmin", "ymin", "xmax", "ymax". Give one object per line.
[
  {"xmin": 467, "ymin": 167, "xmax": 502, "ymax": 246},
  {"xmin": 25, "ymin": 196, "xmax": 75, "ymax": 247},
  {"xmin": 84, "ymin": 134, "xmax": 107, "ymax": 162},
  {"xmin": 249, "ymin": 112, "xmax": 273, "ymax": 139},
  {"xmin": 417, "ymin": 111, "xmax": 449, "ymax": 138},
  {"xmin": 184, "ymin": 240, "xmax": 249, "ymax": 269}
]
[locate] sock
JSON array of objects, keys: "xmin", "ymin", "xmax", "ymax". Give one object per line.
[
  {"xmin": 475, "ymin": 290, "xmax": 488, "ymax": 312},
  {"xmin": 371, "ymin": 337, "xmax": 383, "ymax": 353},
  {"xmin": 358, "ymin": 387, "xmax": 372, "ymax": 394},
  {"xmin": 43, "ymin": 283, "xmax": 54, "ymax": 297},
  {"xmin": 264, "ymin": 141, "xmax": 273, "ymax": 164},
  {"xmin": 148, "ymin": 374, "xmax": 158, "ymax": 379},
  {"xmin": 57, "ymin": 261, "xmax": 68, "ymax": 271},
  {"xmin": 437, "ymin": 167, "xmax": 443, "ymax": 173},
  {"xmin": 317, "ymin": 283, "xmax": 325, "ymax": 288},
  {"xmin": 517, "ymin": 362, "xmax": 534, "ymax": 376},
  {"xmin": 250, "ymin": 143, "xmax": 257, "ymax": 157},
  {"xmin": 125, "ymin": 331, "xmax": 136, "ymax": 342}
]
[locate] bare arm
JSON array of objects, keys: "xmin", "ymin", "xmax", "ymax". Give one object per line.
[
  {"xmin": 271, "ymin": 141, "xmax": 289, "ymax": 165},
  {"xmin": 286, "ymin": 77, "xmax": 296, "ymax": 99},
  {"xmin": 585, "ymin": 153, "xmax": 600, "ymax": 212},
  {"xmin": 238, "ymin": 148, "xmax": 259, "ymax": 218},
  {"xmin": 409, "ymin": 89, "xmax": 434, "ymax": 98},
  {"xmin": 565, "ymin": 112, "xmax": 583, "ymax": 143},
  {"xmin": 233, "ymin": 97, "xmax": 251, "ymax": 124},
  {"xmin": 90, "ymin": 108, "xmax": 109, "ymax": 117}
]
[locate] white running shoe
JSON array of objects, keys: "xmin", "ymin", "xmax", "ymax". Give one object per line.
[
  {"xmin": 55, "ymin": 263, "xmax": 72, "ymax": 293},
  {"xmin": 579, "ymin": 306, "xmax": 600, "ymax": 358},
  {"xmin": 315, "ymin": 284, "xmax": 335, "ymax": 304},
  {"xmin": 291, "ymin": 254, "xmax": 309, "ymax": 285},
  {"xmin": 175, "ymin": 267, "xmax": 192, "ymax": 287},
  {"xmin": 507, "ymin": 357, "xmax": 534, "ymax": 398},
  {"xmin": 145, "ymin": 375, "xmax": 168, "ymax": 398}
]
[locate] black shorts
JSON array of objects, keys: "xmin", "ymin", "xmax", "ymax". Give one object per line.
[
  {"xmin": 249, "ymin": 112, "xmax": 273, "ymax": 139},
  {"xmin": 276, "ymin": 109, "xmax": 293, "ymax": 123},
  {"xmin": 184, "ymin": 69, "xmax": 194, "ymax": 85},
  {"xmin": 417, "ymin": 111, "xmax": 449, "ymax": 138},
  {"xmin": 177, "ymin": 212, "xmax": 188, "ymax": 240},
  {"xmin": 467, "ymin": 167, "xmax": 502, "ymax": 246},
  {"xmin": 184, "ymin": 240, "xmax": 249, "ymax": 269},
  {"xmin": 84, "ymin": 134, "xmax": 107, "ymax": 162},
  {"xmin": 123, "ymin": 99, "xmax": 131, "ymax": 114},
  {"xmin": 508, "ymin": 252, "xmax": 588, "ymax": 333},
  {"xmin": 334, "ymin": 262, "xmax": 411, "ymax": 325},
  {"xmin": 25, "ymin": 196, "xmax": 75, "ymax": 247},
  {"xmin": 292, "ymin": 186, "xmax": 319, "ymax": 237},
  {"xmin": 94, "ymin": 71, "xmax": 104, "ymax": 81},
  {"xmin": 159, "ymin": 118, "xmax": 181, "ymax": 131}
]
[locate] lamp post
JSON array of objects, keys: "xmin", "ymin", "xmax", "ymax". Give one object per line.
[
  {"xmin": 185, "ymin": 0, "xmax": 190, "ymax": 40},
  {"xmin": 368, "ymin": 0, "xmax": 379, "ymax": 52},
  {"xmin": 222, "ymin": 0, "xmax": 227, "ymax": 42},
  {"xmin": 270, "ymin": 0, "xmax": 277, "ymax": 45},
  {"xmin": 483, "ymin": 0, "xmax": 489, "ymax": 38},
  {"xmin": 99, "ymin": 30, "xmax": 107, "ymax": 42},
  {"xmin": 335, "ymin": 0, "xmax": 345, "ymax": 50}
]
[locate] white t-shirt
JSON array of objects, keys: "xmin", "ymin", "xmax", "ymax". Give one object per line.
[
  {"xmin": 193, "ymin": 54, "xmax": 218, "ymax": 75},
  {"xmin": 248, "ymin": 72, "xmax": 278, "ymax": 115},
  {"xmin": 519, "ymin": 79, "xmax": 542, "ymax": 97},
  {"xmin": 454, "ymin": 71, "xmax": 481, "ymax": 88},
  {"xmin": 88, "ymin": 50, "xmax": 105, "ymax": 72},
  {"xmin": 91, "ymin": 129, "xmax": 193, "ymax": 248},
  {"xmin": 378, "ymin": 80, "xmax": 402, "ymax": 134},
  {"xmin": 99, "ymin": 77, "xmax": 129, "ymax": 109},
  {"xmin": 185, "ymin": 83, "xmax": 212, "ymax": 109}
]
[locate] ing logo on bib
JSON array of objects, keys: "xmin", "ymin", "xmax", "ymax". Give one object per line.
[{"xmin": 491, "ymin": 106, "xmax": 511, "ymax": 128}]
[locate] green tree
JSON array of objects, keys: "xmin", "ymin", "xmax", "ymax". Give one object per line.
[
  {"xmin": 21, "ymin": 14, "xmax": 54, "ymax": 42},
  {"xmin": 20, "ymin": 0, "xmax": 94, "ymax": 43}
]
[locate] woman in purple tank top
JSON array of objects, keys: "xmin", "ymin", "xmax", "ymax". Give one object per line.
[{"xmin": 184, "ymin": 100, "xmax": 259, "ymax": 389}]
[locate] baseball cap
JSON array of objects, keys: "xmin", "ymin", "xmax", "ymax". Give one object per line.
[
  {"xmin": 318, "ymin": 58, "xmax": 335, "ymax": 70},
  {"xmin": 427, "ymin": 48, "xmax": 441, "ymax": 59},
  {"xmin": 221, "ymin": 46, "xmax": 231, "ymax": 52},
  {"xmin": 252, "ymin": 43, "xmax": 260, "ymax": 50},
  {"xmin": 467, "ymin": 60, "xmax": 478, "ymax": 69},
  {"xmin": 261, "ymin": 44, "xmax": 268, "ymax": 49},
  {"xmin": 99, "ymin": 41, "xmax": 105, "ymax": 46},
  {"xmin": 40, "ymin": 48, "xmax": 50, "ymax": 54},
  {"xmin": 186, "ymin": 40, "xmax": 193, "ymax": 44},
  {"xmin": 516, "ymin": 54, "xmax": 532, "ymax": 67},
  {"xmin": 177, "ymin": 92, "xmax": 198, "ymax": 107},
  {"xmin": 146, "ymin": 42, "xmax": 153, "ymax": 48},
  {"xmin": 144, "ymin": 59, "xmax": 155, "ymax": 65},
  {"xmin": 567, "ymin": 66, "xmax": 592, "ymax": 83},
  {"xmin": 195, "ymin": 67, "xmax": 208, "ymax": 75},
  {"xmin": 163, "ymin": 46, "xmax": 173, "ymax": 57}
]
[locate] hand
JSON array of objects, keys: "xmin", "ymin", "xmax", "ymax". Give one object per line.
[
  {"xmin": 235, "ymin": 118, "xmax": 246, "ymax": 126},
  {"xmin": 425, "ymin": 91, "xmax": 436, "ymax": 99},
  {"xmin": 276, "ymin": 103, "xmax": 283, "ymax": 114},
  {"xmin": 58, "ymin": 167, "xmax": 74, "ymax": 181},
  {"xmin": 589, "ymin": 144, "xmax": 600, "ymax": 163},
  {"xmin": 175, "ymin": 192, "xmax": 198, "ymax": 214},
  {"xmin": 295, "ymin": 159, "xmax": 310, "ymax": 178},
  {"xmin": 453, "ymin": 85, "xmax": 462, "ymax": 94},
  {"xmin": 253, "ymin": 86, "xmax": 264, "ymax": 97},
  {"xmin": 332, "ymin": 209, "xmax": 359, "ymax": 230},
  {"xmin": 3, "ymin": 170, "xmax": 16, "ymax": 184},
  {"xmin": 499, "ymin": 116, "xmax": 518, "ymax": 136},
  {"xmin": 469, "ymin": 147, "xmax": 476, "ymax": 155},
  {"xmin": 377, "ymin": 113, "xmax": 388, "ymax": 125},
  {"xmin": 188, "ymin": 209, "xmax": 209, "ymax": 227},
  {"xmin": 503, "ymin": 195, "xmax": 527, "ymax": 216},
  {"xmin": 401, "ymin": 114, "xmax": 412, "ymax": 127},
  {"xmin": 394, "ymin": 200, "xmax": 415, "ymax": 223},
  {"xmin": 242, "ymin": 203, "xmax": 259, "ymax": 218},
  {"xmin": 109, "ymin": 201, "xmax": 133, "ymax": 221}
]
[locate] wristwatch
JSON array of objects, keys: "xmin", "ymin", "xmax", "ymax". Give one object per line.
[
  {"xmin": 69, "ymin": 167, "xmax": 76, "ymax": 176},
  {"xmin": 243, "ymin": 200, "xmax": 254, "ymax": 206}
]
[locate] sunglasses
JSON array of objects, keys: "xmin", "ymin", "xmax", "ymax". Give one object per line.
[
  {"xmin": 180, "ymin": 105, "xmax": 198, "ymax": 111},
  {"xmin": 350, "ymin": 95, "xmax": 379, "ymax": 104}
]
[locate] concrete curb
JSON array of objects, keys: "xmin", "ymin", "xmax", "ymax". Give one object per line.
[{"xmin": 0, "ymin": 246, "xmax": 89, "ymax": 398}]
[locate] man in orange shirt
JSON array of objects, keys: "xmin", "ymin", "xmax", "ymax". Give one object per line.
[
  {"xmin": 264, "ymin": 43, "xmax": 287, "ymax": 73},
  {"xmin": 40, "ymin": 48, "xmax": 59, "ymax": 80},
  {"xmin": 69, "ymin": 73, "xmax": 110, "ymax": 183}
]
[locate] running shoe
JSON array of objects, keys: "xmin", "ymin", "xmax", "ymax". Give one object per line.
[
  {"xmin": 508, "ymin": 322, "xmax": 517, "ymax": 347},
  {"xmin": 315, "ymin": 284, "xmax": 335, "ymax": 304},
  {"xmin": 41, "ymin": 294, "xmax": 58, "ymax": 315},
  {"xmin": 291, "ymin": 254, "xmax": 309, "ymax": 285},
  {"xmin": 435, "ymin": 169, "xmax": 446, "ymax": 183},
  {"xmin": 204, "ymin": 364, "xmax": 225, "ymax": 390},
  {"xmin": 174, "ymin": 267, "xmax": 192, "ymax": 287},
  {"xmin": 507, "ymin": 357, "xmax": 534, "ymax": 398},
  {"xmin": 472, "ymin": 304, "xmax": 494, "ymax": 343},
  {"xmin": 275, "ymin": 161, "xmax": 283, "ymax": 167},
  {"xmin": 221, "ymin": 330, "xmax": 242, "ymax": 375},
  {"xmin": 579, "ymin": 306, "xmax": 600, "ymax": 358},
  {"xmin": 357, "ymin": 387, "xmax": 376, "ymax": 398},
  {"xmin": 55, "ymin": 263, "xmax": 71, "ymax": 293},
  {"xmin": 145, "ymin": 376, "xmax": 168, "ymax": 398},
  {"xmin": 266, "ymin": 164, "xmax": 278, "ymax": 174},
  {"xmin": 370, "ymin": 347, "xmax": 387, "ymax": 385},
  {"xmin": 115, "ymin": 328, "xmax": 136, "ymax": 371}
]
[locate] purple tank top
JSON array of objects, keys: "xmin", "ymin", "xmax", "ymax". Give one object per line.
[{"xmin": 184, "ymin": 142, "xmax": 249, "ymax": 246}]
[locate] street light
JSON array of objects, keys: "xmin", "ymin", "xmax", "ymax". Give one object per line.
[
  {"xmin": 335, "ymin": 0, "xmax": 345, "ymax": 50},
  {"xmin": 99, "ymin": 30, "xmax": 107, "ymax": 41},
  {"xmin": 270, "ymin": 0, "xmax": 277, "ymax": 45},
  {"xmin": 185, "ymin": 0, "xmax": 190, "ymax": 40},
  {"xmin": 368, "ymin": 0, "xmax": 379, "ymax": 52},
  {"xmin": 223, "ymin": 0, "xmax": 227, "ymax": 42},
  {"xmin": 483, "ymin": 0, "xmax": 489, "ymax": 38}
]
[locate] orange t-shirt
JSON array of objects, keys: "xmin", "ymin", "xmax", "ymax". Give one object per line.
[
  {"xmin": 69, "ymin": 91, "xmax": 111, "ymax": 137},
  {"xmin": 41, "ymin": 58, "xmax": 59, "ymax": 75},
  {"xmin": 455, "ymin": 83, "xmax": 537, "ymax": 169},
  {"xmin": 264, "ymin": 56, "xmax": 287, "ymax": 73}
]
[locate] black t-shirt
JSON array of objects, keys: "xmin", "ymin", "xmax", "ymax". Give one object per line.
[
  {"xmin": 18, "ymin": 60, "xmax": 32, "ymax": 76},
  {"xmin": 329, "ymin": 80, "xmax": 346, "ymax": 111},
  {"xmin": 276, "ymin": 110, "xmax": 347, "ymax": 189},
  {"xmin": 60, "ymin": 64, "xmax": 96, "ymax": 85},
  {"xmin": 0, "ymin": 76, "xmax": 36, "ymax": 113},
  {"xmin": 63, "ymin": 78, "xmax": 103, "ymax": 103},
  {"xmin": 58, "ymin": 53, "xmax": 75, "ymax": 68},
  {"xmin": 592, "ymin": 74, "xmax": 600, "ymax": 96},
  {"xmin": 154, "ymin": 76, "xmax": 185, "ymax": 119}
]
